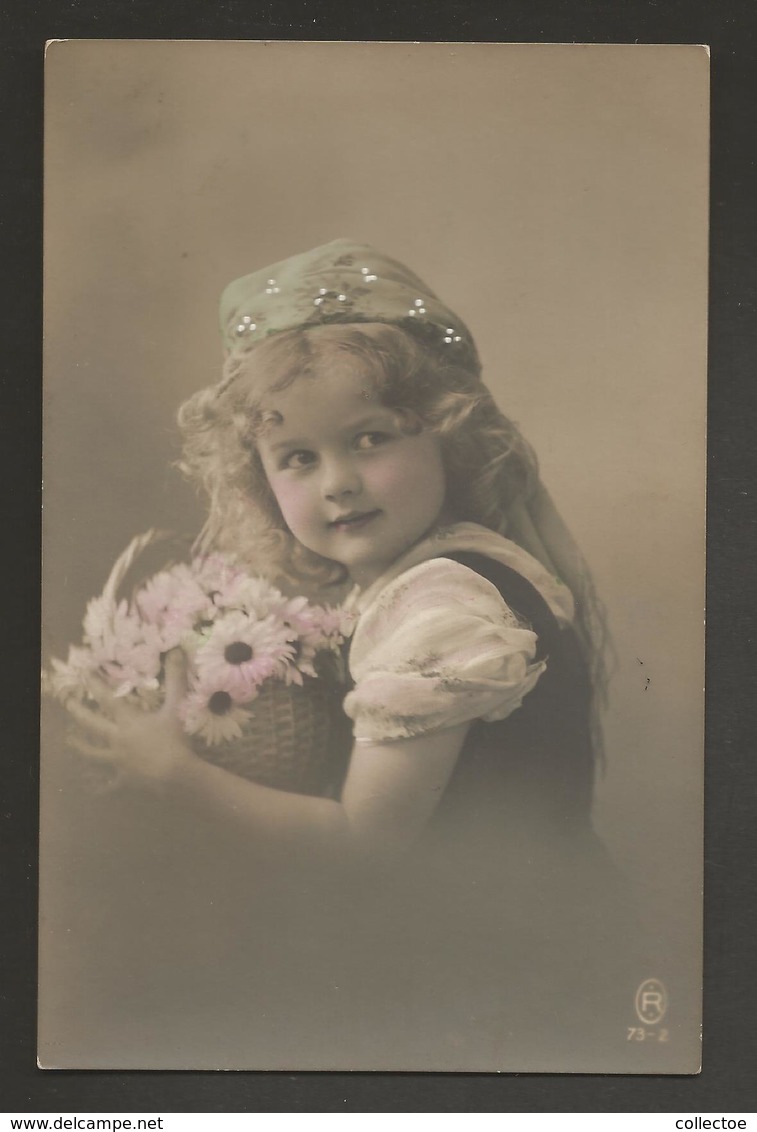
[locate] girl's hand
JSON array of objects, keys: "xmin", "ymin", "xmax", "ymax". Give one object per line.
[{"xmin": 65, "ymin": 650, "xmax": 197, "ymax": 791}]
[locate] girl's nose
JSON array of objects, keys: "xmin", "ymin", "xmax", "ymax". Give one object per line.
[{"xmin": 321, "ymin": 456, "xmax": 361, "ymax": 501}]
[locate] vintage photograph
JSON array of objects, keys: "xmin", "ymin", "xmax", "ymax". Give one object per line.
[{"xmin": 39, "ymin": 41, "xmax": 708, "ymax": 1072}]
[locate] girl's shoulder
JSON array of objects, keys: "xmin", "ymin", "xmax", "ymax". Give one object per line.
[
  {"xmin": 349, "ymin": 522, "xmax": 574, "ymax": 627},
  {"xmin": 349, "ymin": 554, "xmax": 538, "ymax": 672},
  {"xmin": 359, "ymin": 554, "xmax": 521, "ymax": 629},
  {"xmin": 343, "ymin": 554, "xmax": 547, "ymax": 744}
]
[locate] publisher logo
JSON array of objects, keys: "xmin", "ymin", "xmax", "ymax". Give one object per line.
[{"xmin": 635, "ymin": 978, "xmax": 668, "ymax": 1025}]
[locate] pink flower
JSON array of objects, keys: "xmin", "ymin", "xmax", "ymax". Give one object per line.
[
  {"xmin": 179, "ymin": 677, "xmax": 250, "ymax": 745},
  {"xmin": 192, "ymin": 553, "xmax": 289, "ymax": 618},
  {"xmin": 194, "ymin": 611, "xmax": 294, "ymax": 703},
  {"xmin": 135, "ymin": 567, "xmax": 211, "ymax": 650},
  {"xmin": 83, "ymin": 597, "xmax": 164, "ymax": 698},
  {"xmin": 268, "ymin": 600, "xmax": 353, "ymax": 683},
  {"xmin": 43, "ymin": 537, "xmax": 356, "ymax": 738},
  {"xmin": 192, "ymin": 554, "xmax": 247, "ymax": 602},
  {"xmin": 270, "ymin": 599, "xmax": 324, "ymax": 683},
  {"xmin": 44, "ymin": 645, "xmax": 98, "ymax": 703},
  {"xmin": 219, "ymin": 575, "xmax": 285, "ymax": 618}
]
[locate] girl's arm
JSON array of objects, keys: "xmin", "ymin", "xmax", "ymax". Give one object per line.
[
  {"xmin": 171, "ymin": 725, "xmax": 468, "ymax": 867},
  {"xmin": 66, "ymin": 651, "xmax": 468, "ymax": 871}
]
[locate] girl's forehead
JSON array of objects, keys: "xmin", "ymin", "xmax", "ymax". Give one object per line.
[
  {"xmin": 270, "ymin": 352, "xmax": 378, "ymax": 394},
  {"xmin": 261, "ymin": 364, "xmax": 384, "ymax": 427}
]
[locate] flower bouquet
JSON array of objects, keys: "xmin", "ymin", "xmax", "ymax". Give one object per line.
[{"xmin": 44, "ymin": 532, "xmax": 356, "ymax": 795}]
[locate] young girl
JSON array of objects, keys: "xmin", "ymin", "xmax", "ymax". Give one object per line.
[{"xmin": 66, "ymin": 239, "xmax": 633, "ymax": 1070}]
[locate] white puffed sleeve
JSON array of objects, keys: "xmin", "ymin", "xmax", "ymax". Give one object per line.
[{"xmin": 343, "ymin": 558, "xmax": 547, "ymax": 744}]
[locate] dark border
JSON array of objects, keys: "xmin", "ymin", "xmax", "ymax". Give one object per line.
[{"xmin": 3, "ymin": 0, "xmax": 756, "ymax": 1114}]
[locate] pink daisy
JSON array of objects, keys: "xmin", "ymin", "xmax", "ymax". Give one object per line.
[
  {"xmin": 271, "ymin": 599, "xmax": 327, "ymax": 683},
  {"xmin": 270, "ymin": 600, "xmax": 354, "ymax": 683},
  {"xmin": 44, "ymin": 644, "xmax": 99, "ymax": 704},
  {"xmin": 82, "ymin": 594, "xmax": 117, "ymax": 644},
  {"xmin": 135, "ymin": 567, "xmax": 210, "ymax": 650},
  {"xmin": 194, "ymin": 611, "xmax": 294, "ymax": 703},
  {"xmin": 192, "ymin": 553, "xmax": 286, "ymax": 619},
  {"xmin": 87, "ymin": 599, "xmax": 164, "ymax": 698},
  {"xmin": 179, "ymin": 678, "xmax": 250, "ymax": 746},
  {"xmin": 192, "ymin": 554, "xmax": 246, "ymax": 600},
  {"xmin": 224, "ymin": 575, "xmax": 287, "ymax": 618}
]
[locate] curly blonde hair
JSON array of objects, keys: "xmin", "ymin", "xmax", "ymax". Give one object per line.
[
  {"xmin": 179, "ymin": 319, "xmax": 610, "ymax": 768},
  {"xmin": 177, "ymin": 322, "xmax": 539, "ymax": 589}
]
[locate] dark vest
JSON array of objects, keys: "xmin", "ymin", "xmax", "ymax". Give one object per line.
[{"xmin": 419, "ymin": 551, "xmax": 596, "ymax": 841}]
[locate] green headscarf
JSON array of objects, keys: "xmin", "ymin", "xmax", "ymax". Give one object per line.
[{"xmin": 219, "ymin": 237, "xmax": 480, "ymax": 375}]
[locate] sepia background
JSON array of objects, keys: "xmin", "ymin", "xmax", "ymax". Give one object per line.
[{"xmin": 41, "ymin": 41, "xmax": 708, "ymax": 1070}]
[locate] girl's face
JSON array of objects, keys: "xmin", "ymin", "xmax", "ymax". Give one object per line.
[{"xmin": 257, "ymin": 364, "xmax": 447, "ymax": 587}]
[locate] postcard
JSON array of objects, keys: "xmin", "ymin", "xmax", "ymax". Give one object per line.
[{"xmin": 40, "ymin": 40, "xmax": 707, "ymax": 1072}]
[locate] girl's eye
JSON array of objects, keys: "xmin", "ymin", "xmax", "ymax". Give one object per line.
[
  {"xmin": 354, "ymin": 431, "xmax": 391, "ymax": 451},
  {"xmin": 282, "ymin": 450, "xmax": 316, "ymax": 470}
]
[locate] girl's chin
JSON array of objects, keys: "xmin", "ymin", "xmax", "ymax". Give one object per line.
[
  {"xmin": 348, "ymin": 552, "xmax": 412, "ymax": 588},
  {"xmin": 341, "ymin": 556, "xmax": 387, "ymax": 589}
]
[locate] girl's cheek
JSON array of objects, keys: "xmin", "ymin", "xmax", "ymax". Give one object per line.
[
  {"xmin": 370, "ymin": 462, "xmax": 409, "ymax": 492},
  {"xmin": 267, "ymin": 477, "xmax": 313, "ymax": 529},
  {"xmin": 371, "ymin": 445, "xmax": 442, "ymax": 496}
]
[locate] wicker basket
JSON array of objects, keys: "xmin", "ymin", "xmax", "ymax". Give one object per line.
[{"xmin": 192, "ymin": 672, "xmax": 353, "ymax": 797}]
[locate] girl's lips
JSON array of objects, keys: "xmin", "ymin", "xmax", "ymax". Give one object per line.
[{"xmin": 329, "ymin": 510, "xmax": 381, "ymax": 532}]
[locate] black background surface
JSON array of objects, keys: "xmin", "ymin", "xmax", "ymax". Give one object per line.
[{"xmin": 2, "ymin": 0, "xmax": 756, "ymax": 1114}]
